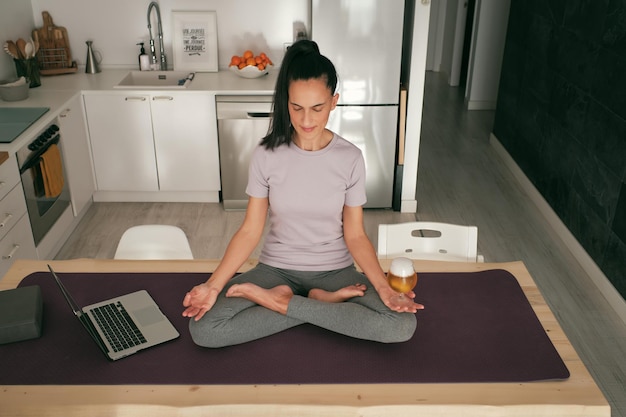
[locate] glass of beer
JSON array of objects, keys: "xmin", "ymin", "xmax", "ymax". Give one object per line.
[{"xmin": 387, "ymin": 257, "xmax": 418, "ymax": 305}]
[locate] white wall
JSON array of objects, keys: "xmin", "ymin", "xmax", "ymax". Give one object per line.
[
  {"xmin": 464, "ymin": 0, "xmax": 510, "ymax": 110},
  {"xmin": 401, "ymin": 1, "xmax": 431, "ymax": 213},
  {"xmin": 448, "ymin": 0, "xmax": 468, "ymax": 86},
  {"xmin": 29, "ymin": 0, "xmax": 308, "ymax": 70},
  {"xmin": 438, "ymin": 0, "xmax": 458, "ymax": 80},
  {"xmin": 425, "ymin": 0, "xmax": 444, "ymax": 72},
  {"xmin": 425, "ymin": 0, "xmax": 510, "ymax": 110},
  {"xmin": 424, "ymin": 0, "xmax": 457, "ymax": 78},
  {"xmin": 0, "ymin": 0, "xmax": 35, "ymax": 80}
]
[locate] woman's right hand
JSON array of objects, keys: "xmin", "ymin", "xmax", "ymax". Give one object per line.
[
  {"xmin": 181, "ymin": 197, "xmax": 268, "ymax": 321},
  {"xmin": 182, "ymin": 281, "xmax": 222, "ymax": 321}
]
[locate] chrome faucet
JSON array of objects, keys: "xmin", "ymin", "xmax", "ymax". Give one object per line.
[{"xmin": 147, "ymin": 1, "xmax": 167, "ymax": 70}]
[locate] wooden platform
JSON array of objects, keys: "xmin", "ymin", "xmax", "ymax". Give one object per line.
[{"xmin": 0, "ymin": 258, "xmax": 610, "ymax": 417}]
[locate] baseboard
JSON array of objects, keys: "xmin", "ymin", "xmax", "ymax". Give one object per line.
[
  {"xmin": 490, "ymin": 133, "xmax": 626, "ymax": 325},
  {"xmin": 401, "ymin": 199, "xmax": 418, "ymax": 213},
  {"xmin": 466, "ymin": 100, "xmax": 497, "ymax": 111},
  {"xmin": 93, "ymin": 191, "xmax": 220, "ymax": 203}
]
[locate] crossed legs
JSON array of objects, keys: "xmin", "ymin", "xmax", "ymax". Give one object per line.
[{"xmin": 188, "ymin": 263, "xmax": 416, "ymax": 348}]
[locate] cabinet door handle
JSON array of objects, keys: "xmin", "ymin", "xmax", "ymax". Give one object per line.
[
  {"xmin": 247, "ymin": 112, "xmax": 272, "ymax": 118},
  {"xmin": 59, "ymin": 108, "xmax": 71, "ymax": 118},
  {"xmin": 2, "ymin": 244, "xmax": 20, "ymax": 260},
  {"xmin": 0, "ymin": 213, "xmax": 13, "ymax": 228},
  {"xmin": 125, "ymin": 96, "xmax": 147, "ymax": 101},
  {"xmin": 153, "ymin": 96, "xmax": 174, "ymax": 101}
]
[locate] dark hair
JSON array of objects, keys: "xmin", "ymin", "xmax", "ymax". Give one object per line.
[{"xmin": 260, "ymin": 40, "xmax": 338, "ymax": 150}]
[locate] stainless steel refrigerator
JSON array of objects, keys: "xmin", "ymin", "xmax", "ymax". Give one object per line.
[{"xmin": 312, "ymin": 0, "xmax": 405, "ymax": 208}]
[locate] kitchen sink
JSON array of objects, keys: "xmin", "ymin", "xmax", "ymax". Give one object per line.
[{"xmin": 114, "ymin": 71, "xmax": 195, "ymax": 89}]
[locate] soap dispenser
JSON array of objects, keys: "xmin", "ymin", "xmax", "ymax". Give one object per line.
[{"xmin": 138, "ymin": 42, "xmax": 150, "ymax": 71}]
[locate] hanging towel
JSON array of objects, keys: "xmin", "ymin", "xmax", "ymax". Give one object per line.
[
  {"xmin": 39, "ymin": 143, "xmax": 64, "ymax": 198},
  {"xmin": 30, "ymin": 163, "xmax": 45, "ymax": 197}
]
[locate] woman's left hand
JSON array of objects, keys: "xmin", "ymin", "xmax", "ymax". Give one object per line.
[{"xmin": 377, "ymin": 285, "xmax": 424, "ymax": 313}]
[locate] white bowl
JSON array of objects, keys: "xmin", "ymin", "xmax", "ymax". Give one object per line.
[
  {"xmin": 0, "ymin": 80, "xmax": 29, "ymax": 101},
  {"xmin": 229, "ymin": 64, "xmax": 272, "ymax": 79}
]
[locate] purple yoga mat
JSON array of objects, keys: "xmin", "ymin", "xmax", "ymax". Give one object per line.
[{"xmin": 0, "ymin": 269, "xmax": 569, "ymax": 385}]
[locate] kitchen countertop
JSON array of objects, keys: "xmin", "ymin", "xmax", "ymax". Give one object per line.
[
  {"xmin": 43, "ymin": 68, "xmax": 279, "ymax": 94},
  {"xmin": 0, "ymin": 68, "xmax": 278, "ymax": 155}
]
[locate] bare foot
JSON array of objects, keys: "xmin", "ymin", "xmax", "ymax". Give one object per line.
[
  {"xmin": 226, "ymin": 283, "xmax": 293, "ymax": 315},
  {"xmin": 308, "ymin": 283, "xmax": 367, "ymax": 303}
]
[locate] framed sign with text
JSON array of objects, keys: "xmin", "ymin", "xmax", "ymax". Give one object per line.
[{"xmin": 172, "ymin": 11, "xmax": 218, "ymax": 72}]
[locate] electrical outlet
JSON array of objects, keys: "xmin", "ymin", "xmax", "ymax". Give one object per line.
[
  {"xmin": 283, "ymin": 42, "xmax": 293, "ymax": 52},
  {"xmin": 293, "ymin": 21, "xmax": 308, "ymax": 42}
]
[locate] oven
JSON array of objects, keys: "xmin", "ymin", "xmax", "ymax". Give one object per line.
[{"xmin": 16, "ymin": 121, "xmax": 70, "ymax": 246}]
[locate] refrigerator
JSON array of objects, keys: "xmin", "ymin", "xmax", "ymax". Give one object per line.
[{"xmin": 312, "ymin": 0, "xmax": 405, "ymax": 208}]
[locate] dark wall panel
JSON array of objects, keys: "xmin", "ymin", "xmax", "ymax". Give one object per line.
[{"xmin": 493, "ymin": 0, "xmax": 626, "ymax": 298}]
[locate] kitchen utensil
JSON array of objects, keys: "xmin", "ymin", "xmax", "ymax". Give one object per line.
[
  {"xmin": 31, "ymin": 37, "xmax": 39, "ymax": 57},
  {"xmin": 24, "ymin": 40, "xmax": 33, "ymax": 59},
  {"xmin": 32, "ymin": 11, "xmax": 77, "ymax": 74},
  {"xmin": 85, "ymin": 40, "xmax": 101, "ymax": 74},
  {"xmin": 16, "ymin": 38, "xmax": 27, "ymax": 59},
  {"xmin": 3, "ymin": 42, "xmax": 17, "ymax": 59},
  {"xmin": 5, "ymin": 40, "xmax": 20, "ymax": 59}
]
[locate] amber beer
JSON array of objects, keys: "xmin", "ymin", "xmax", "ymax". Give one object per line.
[{"xmin": 387, "ymin": 257, "xmax": 418, "ymax": 294}]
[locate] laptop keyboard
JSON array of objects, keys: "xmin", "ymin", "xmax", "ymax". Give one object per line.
[{"xmin": 90, "ymin": 302, "xmax": 147, "ymax": 352}]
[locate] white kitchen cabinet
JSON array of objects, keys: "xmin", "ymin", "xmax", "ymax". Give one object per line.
[
  {"xmin": 58, "ymin": 94, "xmax": 95, "ymax": 216},
  {"xmin": 84, "ymin": 93, "xmax": 159, "ymax": 192},
  {"xmin": 0, "ymin": 185, "xmax": 29, "ymax": 242},
  {"xmin": 0, "ymin": 215, "xmax": 37, "ymax": 278},
  {"xmin": 0, "ymin": 155, "xmax": 37, "ymax": 278},
  {"xmin": 150, "ymin": 93, "xmax": 220, "ymax": 191},
  {"xmin": 83, "ymin": 92, "xmax": 220, "ymax": 196}
]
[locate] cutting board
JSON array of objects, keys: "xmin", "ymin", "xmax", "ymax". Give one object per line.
[{"xmin": 32, "ymin": 11, "xmax": 77, "ymax": 74}]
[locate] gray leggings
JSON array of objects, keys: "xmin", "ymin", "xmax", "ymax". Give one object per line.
[{"xmin": 189, "ymin": 263, "xmax": 417, "ymax": 348}]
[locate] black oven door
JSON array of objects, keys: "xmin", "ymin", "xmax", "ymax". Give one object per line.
[{"xmin": 19, "ymin": 137, "xmax": 70, "ymax": 246}]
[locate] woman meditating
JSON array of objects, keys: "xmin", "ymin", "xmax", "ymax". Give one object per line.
[{"xmin": 182, "ymin": 40, "xmax": 423, "ymax": 348}]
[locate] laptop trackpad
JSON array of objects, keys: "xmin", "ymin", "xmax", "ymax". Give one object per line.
[{"xmin": 133, "ymin": 306, "xmax": 164, "ymax": 327}]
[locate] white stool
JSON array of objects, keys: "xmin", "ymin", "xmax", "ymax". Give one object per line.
[{"xmin": 114, "ymin": 225, "xmax": 194, "ymax": 260}]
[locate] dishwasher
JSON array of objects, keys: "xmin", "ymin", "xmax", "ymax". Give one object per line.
[{"xmin": 216, "ymin": 95, "xmax": 273, "ymax": 210}]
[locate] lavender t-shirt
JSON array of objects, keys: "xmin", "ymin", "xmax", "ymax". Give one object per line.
[{"xmin": 246, "ymin": 133, "xmax": 367, "ymax": 271}]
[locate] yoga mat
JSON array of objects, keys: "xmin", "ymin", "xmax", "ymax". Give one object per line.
[{"xmin": 0, "ymin": 269, "xmax": 569, "ymax": 385}]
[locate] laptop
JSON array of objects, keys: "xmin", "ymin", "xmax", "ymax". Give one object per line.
[{"xmin": 47, "ymin": 265, "xmax": 179, "ymax": 361}]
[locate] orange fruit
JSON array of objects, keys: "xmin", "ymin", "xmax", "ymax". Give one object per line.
[{"xmin": 232, "ymin": 50, "xmax": 272, "ymax": 70}]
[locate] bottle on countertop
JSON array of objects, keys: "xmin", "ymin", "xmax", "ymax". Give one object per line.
[{"xmin": 138, "ymin": 42, "xmax": 150, "ymax": 71}]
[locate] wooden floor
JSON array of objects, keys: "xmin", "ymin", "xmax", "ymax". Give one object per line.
[{"xmin": 56, "ymin": 72, "xmax": 626, "ymax": 417}]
